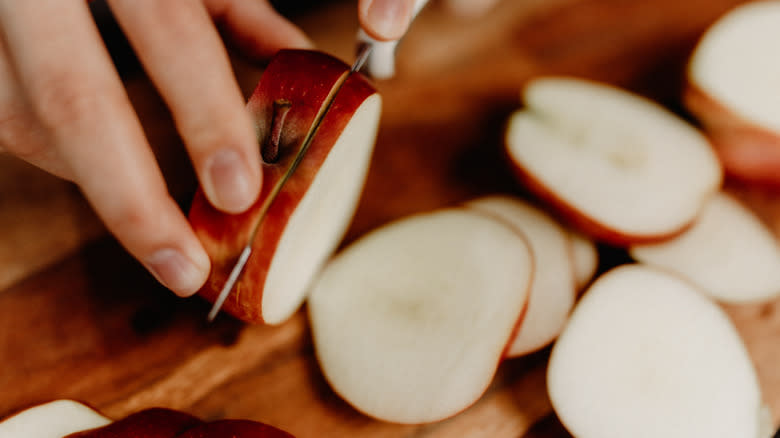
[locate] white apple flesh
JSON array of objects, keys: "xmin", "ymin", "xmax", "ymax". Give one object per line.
[
  {"xmin": 505, "ymin": 77, "xmax": 722, "ymax": 245},
  {"xmin": 548, "ymin": 265, "xmax": 765, "ymax": 438},
  {"xmin": 308, "ymin": 209, "xmax": 534, "ymax": 424},
  {"xmin": 567, "ymin": 229, "xmax": 598, "ymax": 290},
  {"xmin": 685, "ymin": 1, "xmax": 780, "ymax": 185},
  {"xmin": 0, "ymin": 400, "xmax": 111, "ymax": 438},
  {"xmin": 630, "ymin": 192, "xmax": 780, "ymax": 304},
  {"xmin": 465, "ymin": 195, "xmax": 575, "ymax": 356}
]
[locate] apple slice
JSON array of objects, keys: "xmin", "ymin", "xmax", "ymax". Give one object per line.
[
  {"xmin": 465, "ymin": 195, "xmax": 575, "ymax": 356},
  {"xmin": 0, "ymin": 400, "xmax": 110, "ymax": 438},
  {"xmin": 175, "ymin": 420, "xmax": 294, "ymax": 438},
  {"xmin": 630, "ymin": 192, "xmax": 780, "ymax": 304},
  {"xmin": 66, "ymin": 408, "xmax": 202, "ymax": 438},
  {"xmin": 685, "ymin": 1, "xmax": 780, "ymax": 186},
  {"xmin": 548, "ymin": 265, "xmax": 765, "ymax": 438},
  {"xmin": 308, "ymin": 209, "xmax": 534, "ymax": 424},
  {"xmin": 189, "ymin": 49, "xmax": 381, "ymax": 324},
  {"xmin": 505, "ymin": 77, "xmax": 722, "ymax": 245},
  {"xmin": 567, "ymin": 229, "xmax": 598, "ymax": 291}
]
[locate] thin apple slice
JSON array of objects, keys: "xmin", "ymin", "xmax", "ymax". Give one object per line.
[
  {"xmin": 0, "ymin": 400, "xmax": 111, "ymax": 438},
  {"xmin": 505, "ymin": 77, "xmax": 722, "ymax": 245},
  {"xmin": 308, "ymin": 209, "xmax": 534, "ymax": 424},
  {"xmin": 189, "ymin": 49, "xmax": 381, "ymax": 324},
  {"xmin": 66, "ymin": 408, "xmax": 202, "ymax": 438},
  {"xmin": 465, "ymin": 195, "xmax": 575, "ymax": 356},
  {"xmin": 175, "ymin": 419, "xmax": 294, "ymax": 438},
  {"xmin": 630, "ymin": 192, "xmax": 780, "ymax": 304},
  {"xmin": 548, "ymin": 265, "xmax": 765, "ymax": 438},
  {"xmin": 567, "ymin": 229, "xmax": 598, "ymax": 291},
  {"xmin": 685, "ymin": 1, "xmax": 780, "ymax": 185}
]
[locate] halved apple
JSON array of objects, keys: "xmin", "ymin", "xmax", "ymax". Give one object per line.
[
  {"xmin": 685, "ymin": 1, "xmax": 780, "ymax": 186},
  {"xmin": 505, "ymin": 77, "xmax": 722, "ymax": 245},
  {"xmin": 67, "ymin": 408, "xmax": 202, "ymax": 438},
  {"xmin": 630, "ymin": 192, "xmax": 780, "ymax": 304},
  {"xmin": 0, "ymin": 400, "xmax": 110, "ymax": 438},
  {"xmin": 175, "ymin": 420, "xmax": 294, "ymax": 438},
  {"xmin": 465, "ymin": 195, "xmax": 575, "ymax": 357},
  {"xmin": 548, "ymin": 265, "xmax": 765, "ymax": 438},
  {"xmin": 308, "ymin": 209, "xmax": 533, "ymax": 424},
  {"xmin": 189, "ymin": 49, "xmax": 382, "ymax": 324}
]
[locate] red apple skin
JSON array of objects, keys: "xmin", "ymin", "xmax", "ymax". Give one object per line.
[
  {"xmin": 684, "ymin": 82, "xmax": 780, "ymax": 188},
  {"xmin": 503, "ymin": 143, "xmax": 697, "ymax": 246},
  {"xmin": 65, "ymin": 408, "xmax": 202, "ymax": 438},
  {"xmin": 175, "ymin": 419, "xmax": 294, "ymax": 438},
  {"xmin": 188, "ymin": 49, "xmax": 377, "ymax": 324}
]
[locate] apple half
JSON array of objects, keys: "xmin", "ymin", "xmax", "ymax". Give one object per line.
[
  {"xmin": 189, "ymin": 49, "xmax": 381, "ymax": 324},
  {"xmin": 685, "ymin": 1, "xmax": 780, "ymax": 185},
  {"xmin": 308, "ymin": 208, "xmax": 534, "ymax": 424},
  {"xmin": 630, "ymin": 192, "xmax": 780, "ymax": 304},
  {"xmin": 67, "ymin": 408, "xmax": 203, "ymax": 438},
  {"xmin": 465, "ymin": 195, "xmax": 575, "ymax": 357},
  {"xmin": 505, "ymin": 77, "xmax": 722, "ymax": 245},
  {"xmin": 548, "ymin": 265, "xmax": 766, "ymax": 438},
  {"xmin": 0, "ymin": 400, "xmax": 110, "ymax": 438}
]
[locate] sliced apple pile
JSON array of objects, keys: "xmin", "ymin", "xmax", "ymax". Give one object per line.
[
  {"xmin": 308, "ymin": 208, "xmax": 534, "ymax": 424},
  {"xmin": 0, "ymin": 400, "xmax": 110, "ymax": 438},
  {"xmin": 548, "ymin": 265, "xmax": 766, "ymax": 438},
  {"xmin": 566, "ymin": 229, "xmax": 598, "ymax": 291},
  {"xmin": 0, "ymin": 400, "xmax": 295, "ymax": 438},
  {"xmin": 505, "ymin": 77, "xmax": 722, "ymax": 245},
  {"xmin": 189, "ymin": 49, "xmax": 381, "ymax": 325},
  {"xmin": 630, "ymin": 192, "xmax": 780, "ymax": 304},
  {"xmin": 685, "ymin": 1, "xmax": 780, "ymax": 185},
  {"xmin": 465, "ymin": 195, "xmax": 575, "ymax": 356}
]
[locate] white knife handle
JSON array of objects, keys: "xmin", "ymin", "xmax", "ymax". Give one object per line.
[{"xmin": 357, "ymin": 0, "xmax": 430, "ymax": 79}]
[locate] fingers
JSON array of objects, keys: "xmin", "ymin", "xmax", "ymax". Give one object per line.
[
  {"xmin": 0, "ymin": 0, "xmax": 210, "ymax": 296},
  {"xmin": 442, "ymin": 0, "xmax": 501, "ymax": 18},
  {"xmin": 359, "ymin": 0, "xmax": 417, "ymax": 41},
  {"xmin": 205, "ymin": 0, "xmax": 314, "ymax": 59},
  {"xmin": 108, "ymin": 0, "xmax": 261, "ymax": 215}
]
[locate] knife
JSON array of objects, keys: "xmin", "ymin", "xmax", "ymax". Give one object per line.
[{"xmin": 206, "ymin": 0, "xmax": 430, "ymax": 322}]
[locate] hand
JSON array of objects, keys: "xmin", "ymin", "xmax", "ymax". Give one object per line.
[
  {"xmin": 0, "ymin": 0, "xmax": 311, "ymax": 297},
  {"xmin": 359, "ymin": 0, "xmax": 501, "ymax": 41}
]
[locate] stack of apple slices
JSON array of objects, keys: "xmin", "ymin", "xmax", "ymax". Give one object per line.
[{"xmin": 0, "ymin": 400, "xmax": 295, "ymax": 437}]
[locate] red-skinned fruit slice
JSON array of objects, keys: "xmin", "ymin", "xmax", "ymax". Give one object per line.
[
  {"xmin": 308, "ymin": 208, "xmax": 534, "ymax": 424},
  {"xmin": 0, "ymin": 400, "xmax": 110, "ymax": 438},
  {"xmin": 189, "ymin": 49, "xmax": 381, "ymax": 324},
  {"xmin": 175, "ymin": 419, "xmax": 294, "ymax": 438},
  {"xmin": 505, "ymin": 77, "xmax": 722, "ymax": 245},
  {"xmin": 630, "ymin": 192, "xmax": 780, "ymax": 304},
  {"xmin": 465, "ymin": 195, "xmax": 575, "ymax": 357},
  {"xmin": 685, "ymin": 1, "xmax": 780, "ymax": 186},
  {"xmin": 65, "ymin": 408, "xmax": 202, "ymax": 438},
  {"xmin": 548, "ymin": 265, "xmax": 766, "ymax": 438}
]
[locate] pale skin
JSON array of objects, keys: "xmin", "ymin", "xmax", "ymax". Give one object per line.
[{"xmin": 0, "ymin": 0, "xmax": 499, "ymax": 297}]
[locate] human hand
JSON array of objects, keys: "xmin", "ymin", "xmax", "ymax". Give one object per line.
[{"xmin": 0, "ymin": 0, "xmax": 311, "ymax": 297}]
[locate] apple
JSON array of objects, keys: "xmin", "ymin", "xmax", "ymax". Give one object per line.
[
  {"xmin": 630, "ymin": 192, "xmax": 780, "ymax": 304},
  {"xmin": 504, "ymin": 76, "xmax": 722, "ymax": 245},
  {"xmin": 66, "ymin": 408, "xmax": 202, "ymax": 437},
  {"xmin": 566, "ymin": 229, "xmax": 598, "ymax": 291},
  {"xmin": 685, "ymin": 1, "xmax": 780, "ymax": 186},
  {"xmin": 0, "ymin": 400, "xmax": 110, "ymax": 438},
  {"xmin": 307, "ymin": 208, "xmax": 533, "ymax": 424},
  {"xmin": 547, "ymin": 265, "xmax": 766, "ymax": 438},
  {"xmin": 189, "ymin": 49, "xmax": 381, "ymax": 324},
  {"xmin": 175, "ymin": 420, "xmax": 294, "ymax": 438},
  {"xmin": 465, "ymin": 195, "xmax": 575, "ymax": 357}
]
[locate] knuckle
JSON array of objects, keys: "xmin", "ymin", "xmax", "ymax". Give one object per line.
[
  {"xmin": 101, "ymin": 191, "xmax": 172, "ymax": 242},
  {"xmin": 31, "ymin": 70, "xmax": 122, "ymax": 130}
]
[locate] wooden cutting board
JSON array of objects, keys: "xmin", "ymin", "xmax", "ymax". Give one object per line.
[{"xmin": 2, "ymin": 0, "xmax": 779, "ymax": 436}]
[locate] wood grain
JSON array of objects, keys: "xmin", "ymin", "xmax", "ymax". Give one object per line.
[{"xmin": 1, "ymin": 0, "xmax": 778, "ymax": 436}]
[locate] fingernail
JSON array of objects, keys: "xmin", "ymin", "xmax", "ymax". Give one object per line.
[
  {"xmin": 147, "ymin": 248, "xmax": 207, "ymax": 296},
  {"xmin": 205, "ymin": 149, "xmax": 257, "ymax": 214},
  {"xmin": 365, "ymin": 0, "xmax": 413, "ymax": 40}
]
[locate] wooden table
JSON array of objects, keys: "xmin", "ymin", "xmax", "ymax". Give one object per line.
[{"xmin": 2, "ymin": 1, "xmax": 779, "ymax": 436}]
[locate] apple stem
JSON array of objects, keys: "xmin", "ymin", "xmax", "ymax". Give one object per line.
[{"xmin": 262, "ymin": 99, "xmax": 292, "ymax": 163}]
